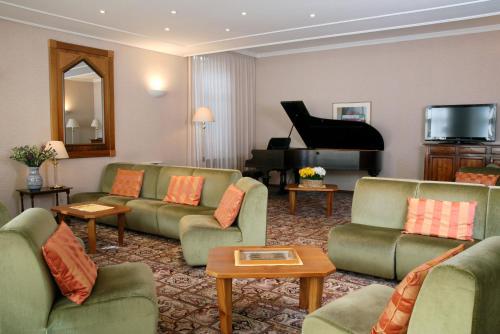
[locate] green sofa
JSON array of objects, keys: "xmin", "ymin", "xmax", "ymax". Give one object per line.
[
  {"xmin": 71, "ymin": 163, "xmax": 268, "ymax": 265},
  {"xmin": 329, "ymin": 177, "xmax": 500, "ymax": 280},
  {"xmin": 0, "ymin": 208, "xmax": 158, "ymax": 333},
  {"xmin": 458, "ymin": 164, "xmax": 500, "ymax": 185},
  {"xmin": 303, "ymin": 236, "xmax": 500, "ymax": 334},
  {"xmin": 0, "ymin": 201, "xmax": 10, "ymax": 227}
]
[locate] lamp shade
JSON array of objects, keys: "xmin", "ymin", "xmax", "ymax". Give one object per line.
[
  {"xmin": 65, "ymin": 118, "xmax": 80, "ymax": 128},
  {"xmin": 91, "ymin": 119, "xmax": 100, "ymax": 128},
  {"xmin": 45, "ymin": 141, "xmax": 69, "ymax": 159},
  {"xmin": 193, "ymin": 107, "xmax": 215, "ymax": 123}
]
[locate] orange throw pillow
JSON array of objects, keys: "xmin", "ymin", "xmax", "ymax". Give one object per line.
[
  {"xmin": 42, "ymin": 222, "xmax": 97, "ymax": 304},
  {"xmin": 455, "ymin": 172, "xmax": 499, "ymax": 186},
  {"xmin": 214, "ymin": 184, "xmax": 245, "ymax": 229},
  {"xmin": 404, "ymin": 197, "xmax": 476, "ymax": 241},
  {"xmin": 110, "ymin": 169, "xmax": 144, "ymax": 198},
  {"xmin": 371, "ymin": 244, "xmax": 465, "ymax": 334},
  {"xmin": 163, "ymin": 175, "xmax": 204, "ymax": 206}
]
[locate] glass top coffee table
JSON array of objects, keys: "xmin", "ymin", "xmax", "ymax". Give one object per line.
[{"xmin": 206, "ymin": 245, "xmax": 336, "ymax": 334}]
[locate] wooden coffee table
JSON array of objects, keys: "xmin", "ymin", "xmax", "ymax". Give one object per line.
[
  {"xmin": 206, "ymin": 246, "xmax": 336, "ymax": 334},
  {"xmin": 285, "ymin": 184, "xmax": 339, "ymax": 216},
  {"xmin": 51, "ymin": 202, "xmax": 131, "ymax": 254}
]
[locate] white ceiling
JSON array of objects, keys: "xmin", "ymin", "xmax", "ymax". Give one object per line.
[{"xmin": 1, "ymin": 0, "xmax": 500, "ymax": 57}]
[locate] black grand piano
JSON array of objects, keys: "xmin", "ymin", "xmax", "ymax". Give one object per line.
[{"xmin": 245, "ymin": 101, "xmax": 384, "ymax": 191}]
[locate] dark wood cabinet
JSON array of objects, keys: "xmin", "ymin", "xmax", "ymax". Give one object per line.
[{"xmin": 424, "ymin": 143, "xmax": 500, "ymax": 181}]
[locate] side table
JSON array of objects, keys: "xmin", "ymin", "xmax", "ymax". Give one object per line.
[
  {"xmin": 16, "ymin": 187, "xmax": 72, "ymax": 212},
  {"xmin": 285, "ymin": 184, "xmax": 338, "ymax": 217}
]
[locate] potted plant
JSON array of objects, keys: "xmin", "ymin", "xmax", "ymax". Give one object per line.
[
  {"xmin": 298, "ymin": 166, "xmax": 326, "ymax": 188},
  {"xmin": 10, "ymin": 145, "xmax": 56, "ymax": 191}
]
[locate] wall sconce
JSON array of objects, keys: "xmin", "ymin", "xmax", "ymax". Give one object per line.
[{"xmin": 148, "ymin": 76, "xmax": 167, "ymax": 97}]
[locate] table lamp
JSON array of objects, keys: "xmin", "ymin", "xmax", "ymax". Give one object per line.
[
  {"xmin": 45, "ymin": 141, "xmax": 69, "ymax": 188},
  {"xmin": 193, "ymin": 107, "xmax": 215, "ymax": 162},
  {"xmin": 66, "ymin": 118, "xmax": 80, "ymax": 144},
  {"xmin": 91, "ymin": 119, "xmax": 100, "ymax": 139}
]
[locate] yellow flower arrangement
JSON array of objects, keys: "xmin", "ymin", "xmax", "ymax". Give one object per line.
[{"xmin": 298, "ymin": 166, "xmax": 326, "ymax": 180}]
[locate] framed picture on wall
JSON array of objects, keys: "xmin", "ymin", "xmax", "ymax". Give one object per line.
[{"xmin": 332, "ymin": 102, "xmax": 371, "ymax": 124}]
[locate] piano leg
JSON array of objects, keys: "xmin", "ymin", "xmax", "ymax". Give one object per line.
[
  {"xmin": 279, "ymin": 170, "xmax": 287, "ymax": 193},
  {"xmin": 293, "ymin": 170, "xmax": 300, "ymax": 184}
]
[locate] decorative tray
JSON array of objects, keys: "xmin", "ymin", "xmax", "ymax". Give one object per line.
[
  {"xmin": 234, "ymin": 247, "xmax": 303, "ymax": 266},
  {"xmin": 70, "ymin": 204, "xmax": 114, "ymax": 212}
]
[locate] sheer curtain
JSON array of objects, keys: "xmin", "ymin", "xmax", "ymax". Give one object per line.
[{"xmin": 188, "ymin": 52, "xmax": 256, "ymax": 170}]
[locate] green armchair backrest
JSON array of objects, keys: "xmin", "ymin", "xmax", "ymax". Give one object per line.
[
  {"xmin": 235, "ymin": 177, "xmax": 268, "ymax": 244},
  {"xmin": 0, "ymin": 208, "xmax": 58, "ymax": 333}
]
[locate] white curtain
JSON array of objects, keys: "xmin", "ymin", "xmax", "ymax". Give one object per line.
[{"xmin": 188, "ymin": 52, "xmax": 256, "ymax": 170}]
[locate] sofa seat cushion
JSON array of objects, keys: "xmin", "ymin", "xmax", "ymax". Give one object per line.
[
  {"xmin": 157, "ymin": 204, "xmax": 214, "ymax": 239},
  {"xmin": 180, "ymin": 215, "xmax": 243, "ymax": 266},
  {"xmin": 70, "ymin": 192, "xmax": 108, "ymax": 204},
  {"xmin": 125, "ymin": 199, "xmax": 165, "ymax": 235},
  {"xmin": 302, "ymin": 284, "xmax": 394, "ymax": 334},
  {"xmin": 48, "ymin": 263, "xmax": 158, "ymax": 334},
  {"xmin": 395, "ymin": 233, "xmax": 474, "ymax": 280},
  {"xmin": 328, "ymin": 224, "xmax": 402, "ymax": 279},
  {"xmin": 98, "ymin": 195, "xmax": 134, "ymax": 207}
]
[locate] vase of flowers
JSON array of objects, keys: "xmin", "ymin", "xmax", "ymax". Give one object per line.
[
  {"xmin": 298, "ymin": 166, "xmax": 326, "ymax": 188},
  {"xmin": 10, "ymin": 145, "xmax": 56, "ymax": 191}
]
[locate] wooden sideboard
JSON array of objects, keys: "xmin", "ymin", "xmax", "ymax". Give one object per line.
[{"xmin": 424, "ymin": 143, "xmax": 500, "ymax": 181}]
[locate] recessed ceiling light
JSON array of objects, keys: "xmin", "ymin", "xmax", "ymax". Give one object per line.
[
  {"xmin": 164, "ymin": 27, "xmax": 170, "ymax": 31},
  {"xmin": 99, "ymin": 9, "xmax": 106, "ymax": 14},
  {"xmin": 309, "ymin": 13, "xmax": 316, "ymax": 18},
  {"xmin": 170, "ymin": 10, "xmax": 177, "ymax": 14},
  {"xmin": 225, "ymin": 28, "xmax": 231, "ymax": 32},
  {"xmin": 241, "ymin": 11, "xmax": 247, "ymax": 16}
]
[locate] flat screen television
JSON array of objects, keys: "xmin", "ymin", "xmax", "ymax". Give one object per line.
[{"xmin": 425, "ymin": 104, "xmax": 497, "ymax": 142}]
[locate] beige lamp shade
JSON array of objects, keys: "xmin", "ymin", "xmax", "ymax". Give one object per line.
[
  {"xmin": 66, "ymin": 118, "xmax": 80, "ymax": 128},
  {"xmin": 45, "ymin": 141, "xmax": 69, "ymax": 159},
  {"xmin": 193, "ymin": 107, "xmax": 215, "ymax": 123},
  {"xmin": 91, "ymin": 119, "xmax": 100, "ymax": 128}
]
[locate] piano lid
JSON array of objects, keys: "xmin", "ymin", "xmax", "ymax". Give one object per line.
[{"xmin": 281, "ymin": 101, "xmax": 384, "ymax": 150}]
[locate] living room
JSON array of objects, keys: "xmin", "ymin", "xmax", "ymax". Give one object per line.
[{"xmin": 1, "ymin": 1, "xmax": 500, "ymax": 333}]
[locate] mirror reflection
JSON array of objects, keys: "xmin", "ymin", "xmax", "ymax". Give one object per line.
[{"xmin": 63, "ymin": 61, "xmax": 104, "ymax": 145}]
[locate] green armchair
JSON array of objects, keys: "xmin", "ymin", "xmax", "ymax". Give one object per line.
[{"xmin": 0, "ymin": 208, "xmax": 158, "ymax": 334}]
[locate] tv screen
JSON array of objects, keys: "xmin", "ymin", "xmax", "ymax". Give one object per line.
[{"xmin": 425, "ymin": 104, "xmax": 496, "ymax": 142}]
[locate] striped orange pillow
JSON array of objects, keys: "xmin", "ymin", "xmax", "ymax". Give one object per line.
[
  {"xmin": 404, "ymin": 197, "xmax": 476, "ymax": 241},
  {"xmin": 214, "ymin": 185, "xmax": 245, "ymax": 229},
  {"xmin": 163, "ymin": 175, "xmax": 204, "ymax": 206},
  {"xmin": 42, "ymin": 222, "xmax": 97, "ymax": 304},
  {"xmin": 371, "ymin": 244, "xmax": 465, "ymax": 334},
  {"xmin": 455, "ymin": 172, "xmax": 499, "ymax": 186},
  {"xmin": 110, "ymin": 169, "xmax": 144, "ymax": 198}
]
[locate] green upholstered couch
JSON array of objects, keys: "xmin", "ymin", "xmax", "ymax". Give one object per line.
[
  {"xmin": 0, "ymin": 201, "xmax": 10, "ymax": 227},
  {"xmin": 303, "ymin": 236, "xmax": 500, "ymax": 334},
  {"xmin": 329, "ymin": 177, "xmax": 500, "ymax": 280},
  {"xmin": 71, "ymin": 163, "xmax": 268, "ymax": 265},
  {"xmin": 0, "ymin": 208, "xmax": 158, "ymax": 333},
  {"xmin": 458, "ymin": 164, "xmax": 500, "ymax": 185}
]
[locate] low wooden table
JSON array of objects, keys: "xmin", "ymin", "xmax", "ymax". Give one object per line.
[
  {"xmin": 285, "ymin": 184, "xmax": 339, "ymax": 216},
  {"xmin": 17, "ymin": 186, "xmax": 72, "ymax": 212},
  {"xmin": 51, "ymin": 202, "xmax": 131, "ymax": 254},
  {"xmin": 206, "ymin": 246, "xmax": 336, "ymax": 334}
]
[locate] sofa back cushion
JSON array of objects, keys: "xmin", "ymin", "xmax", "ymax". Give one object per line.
[
  {"xmin": 416, "ymin": 182, "xmax": 488, "ymax": 240},
  {"xmin": 352, "ymin": 178, "xmax": 419, "ymax": 229},
  {"xmin": 163, "ymin": 176, "xmax": 204, "ymax": 206},
  {"xmin": 192, "ymin": 168, "xmax": 242, "ymax": 208},
  {"xmin": 156, "ymin": 166, "xmax": 194, "ymax": 199},
  {"xmin": 486, "ymin": 187, "xmax": 500, "ymax": 238},
  {"xmin": 0, "ymin": 208, "xmax": 59, "ymax": 332},
  {"xmin": 101, "ymin": 163, "xmax": 161, "ymax": 199},
  {"xmin": 110, "ymin": 169, "xmax": 145, "ymax": 198},
  {"xmin": 455, "ymin": 171, "xmax": 499, "ymax": 186}
]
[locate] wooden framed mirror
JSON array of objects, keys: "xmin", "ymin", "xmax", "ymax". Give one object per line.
[{"xmin": 49, "ymin": 40, "xmax": 115, "ymax": 158}]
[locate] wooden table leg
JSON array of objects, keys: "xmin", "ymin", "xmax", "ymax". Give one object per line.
[
  {"xmin": 55, "ymin": 192, "xmax": 59, "ymax": 206},
  {"xmin": 117, "ymin": 213, "xmax": 125, "ymax": 247},
  {"xmin": 326, "ymin": 192, "xmax": 334, "ymax": 217},
  {"xmin": 299, "ymin": 277, "xmax": 310, "ymax": 309},
  {"xmin": 87, "ymin": 218, "xmax": 97, "ymax": 254},
  {"xmin": 66, "ymin": 190, "xmax": 70, "ymax": 204},
  {"xmin": 58, "ymin": 214, "xmax": 65, "ymax": 224},
  {"xmin": 216, "ymin": 278, "xmax": 233, "ymax": 334},
  {"xmin": 307, "ymin": 277, "xmax": 324, "ymax": 313},
  {"xmin": 30, "ymin": 194, "xmax": 35, "ymax": 208},
  {"xmin": 289, "ymin": 190, "xmax": 297, "ymax": 215},
  {"xmin": 20, "ymin": 193, "xmax": 24, "ymax": 212}
]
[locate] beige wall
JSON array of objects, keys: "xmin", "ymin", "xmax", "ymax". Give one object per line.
[
  {"xmin": 256, "ymin": 31, "xmax": 500, "ymax": 190},
  {"xmin": 0, "ymin": 19, "xmax": 188, "ymax": 215}
]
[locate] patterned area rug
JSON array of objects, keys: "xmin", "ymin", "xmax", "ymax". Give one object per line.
[{"xmin": 69, "ymin": 190, "xmax": 394, "ymax": 333}]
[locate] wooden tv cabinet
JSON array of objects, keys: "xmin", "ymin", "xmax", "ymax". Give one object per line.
[{"xmin": 424, "ymin": 143, "xmax": 500, "ymax": 181}]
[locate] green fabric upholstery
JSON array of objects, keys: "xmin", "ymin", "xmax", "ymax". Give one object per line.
[
  {"xmin": 395, "ymin": 233, "xmax": 473, "ymax": 280},
  {"xmin": 98, "ymin": 195, "xmax": 135, "ymax": 206},
  {"xmin": 416, "ymin": 182, "xmax": 488, "ymax": 240},
  {"xmin": 155, "ymin": 166, "xmax": 194, "ymax": 200},
  {"xmin": 408, "ymin": 236, "xmax": 500, "ymax": 334},
  {"xmin": 0, "ymin": 201, "xmax": 10, "ymax": 227},
  {"xmin": 351, "ymin": 177, "xmax": 419, "ymax": 229},
  {"xmin": 70, "ymin": 192, "xmax": 108, "ymax": 203},
  {"xmin": 157, "ymin": 204, "xmax": 214, "ymax": 239},
  {"xmin": 125, "ymin": 199, "xmax": 164, "ymax": 235},
  {"xmin": 48, "ymin": 263, "xmax": 158, "ymax": 334},
  {"xmin": 0, "ymin": 208, "xmax": 158, "ymax": 333},
  {"xmin": 180, "ymin": 215, "xmax": 243, "ymax": 266},
  {"xmin": 302, "ymin": 284, "xmax": 394, "ymax": 334},
  {"xmin": 458, "ymin": 166, "xmax": 500, "ymax": 185},
  {"xmin": 192, "ymin": 168, "xmax": 242, "ymax": 207},
  {"xmin": 328, "ymin": 224, "xmax": 401, "ymax": 279},
  {"xmin": 486, "ymin": 187, "xmax": 500, "ymax": 238}
]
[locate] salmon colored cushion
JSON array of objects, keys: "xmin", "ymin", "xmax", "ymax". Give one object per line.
[
  {"xmin": 110, "ymin": 169, "xmax": 145, "ymax": 198},
  {"xmin": 163, "ymin": 175, "xmax": 204, "ymax": 206},
  {"xmin": 404, "ymin": 197, "xmax": 476, "ymax": 241},
  {"xmin": 214, "ymin": 185, "xmax": 245, "ymax": 229},
  {"xmin": 371, "ymin": 244, "xmax": 465, "ymax": 334},
  {"xmin": 455, "ymin": 172, "xmax": 499, "ymax": 186},
  {"xmin": 42, "ymin": 222, "xmax": 97, "ymax": 304}
]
